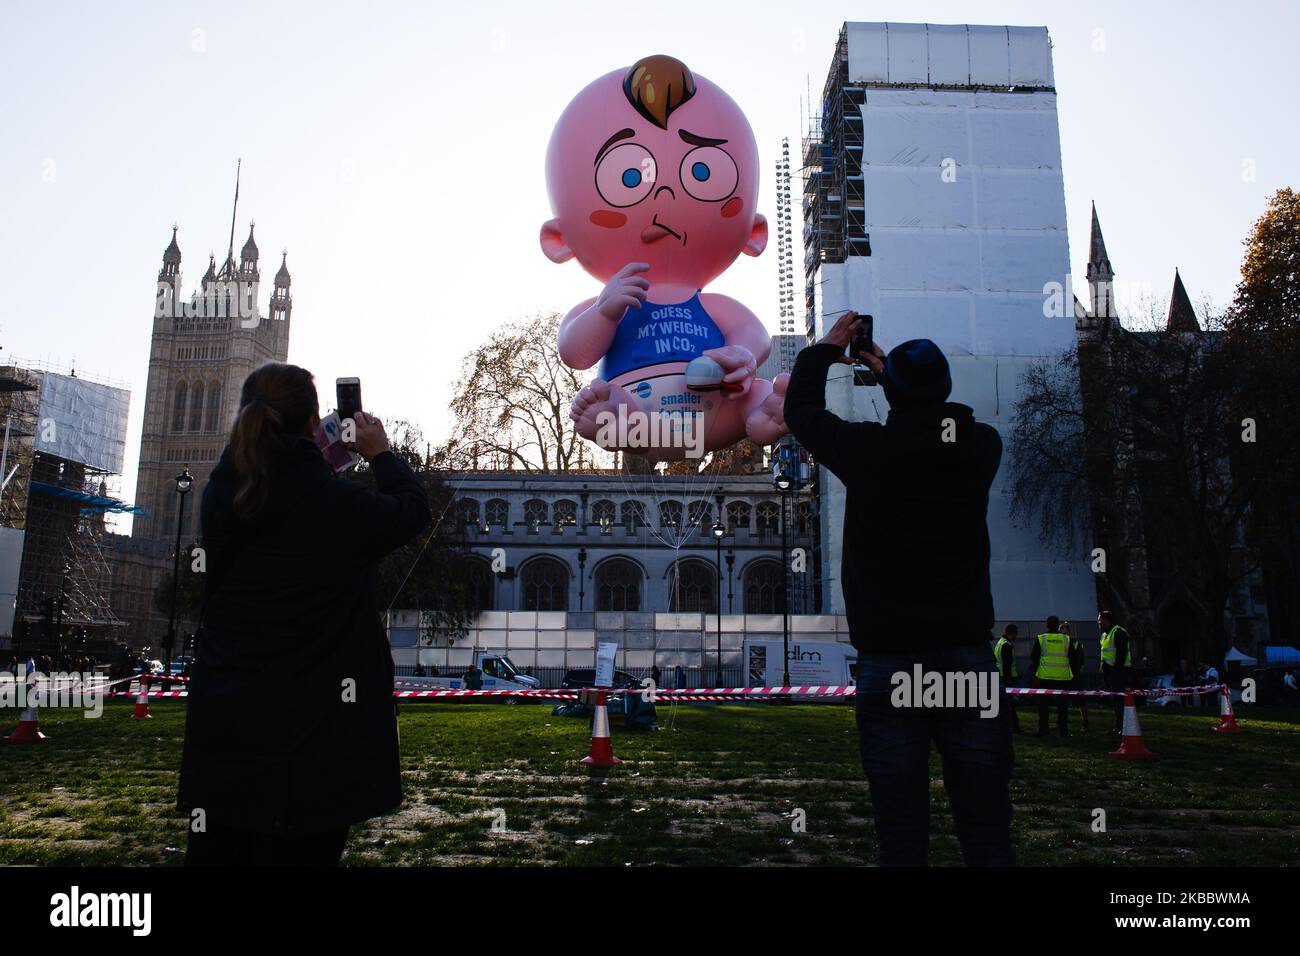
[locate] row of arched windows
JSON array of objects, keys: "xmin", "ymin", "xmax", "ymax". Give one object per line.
[
  {"xmin": 459, "ymin": 497, "xmax": 808, "ymax": 534},
  {"xmin": 462, "ymin": 556, "xmax": 786, "ymax": 614},
  {"xmin": 172, "ymin": 380, "xmax": 224, "ymax": 433}
]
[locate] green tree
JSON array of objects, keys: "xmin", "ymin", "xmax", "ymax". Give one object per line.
[{"xmin": 1227, "ymin": 187, "xmax": 1300, "ymax": 646}]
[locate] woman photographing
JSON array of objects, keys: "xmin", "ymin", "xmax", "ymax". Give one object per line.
[{"xmin": 178, "ymin": 363, "xmax": 430, "ymax": 865}]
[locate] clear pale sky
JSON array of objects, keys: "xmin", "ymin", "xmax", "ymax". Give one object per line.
[{"xmin": 2, "ymin": 1, "xmax": 1295, "ymax": 528}]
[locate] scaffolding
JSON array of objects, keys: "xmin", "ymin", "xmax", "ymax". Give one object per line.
[
  {"xmin": 802, "ymin": 26, "xmax": 871, "ymax": 336},
  {"xmin": 0, "ymin": 362, "xmax": 151, "ymax": 658}
]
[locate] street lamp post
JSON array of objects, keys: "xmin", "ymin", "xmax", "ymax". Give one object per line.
[
  {"xmin": 577, "ymin": 547, "xmax": 587, "ymax": 611},
  {"xmin": 775, "ymin": 464, "xmax": 794, "ymax": 688},
  {"xmin": 712, "ymin": 519, "xmax": 725, "ymax": 686},
  {"xmin": 166, "ymin": 468, "xmax": 194, "ymax": 672},
  {"xmin": 725, "ymin": 548, "xmax": 735, "ymax": 613}
]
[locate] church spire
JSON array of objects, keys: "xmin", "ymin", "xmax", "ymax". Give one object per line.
[
  {"xmin": 239, "ymin": 221, "xmax": 259, "ymax": 280},
  {"xmin": 158, "ymin": 225, "xmax": 181, "ymax": 280},
  {"xmin": 1166, "ymin": 269, "xmax": 1199, "ymax": 333},
  {"xmin": 270, "ymin": 249, "xmax": 292, "ymax": 323},
  {"xmin": 1086, "ymin": 202, "xmax": 1116, "ymax": 321}
]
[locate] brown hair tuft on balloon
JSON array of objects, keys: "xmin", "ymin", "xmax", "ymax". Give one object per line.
[{"xmin": 624, "ymin": 54, "xmax": 696, "ymax": 130}]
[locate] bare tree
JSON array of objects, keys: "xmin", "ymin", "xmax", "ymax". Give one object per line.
[
  {"xmin": 1009, "ymin": 304, "xmax": 1261, "ymax": 653},
  {"xmin": 435, "ymin": 313, "xmax": 610, "ymax": 472},
  {"xmin": 346, "ymin": 419, "xmax": 479, "ymax": 640}
]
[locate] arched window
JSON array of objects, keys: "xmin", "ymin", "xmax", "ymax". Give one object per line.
[
  {"xmin": 521, "ymin": 557, "xmax": 569, "ymax": 611},
  {"xmin": 485, "ymin": 498, "xmax": 509, "ymax": 528},
  {"xmin": 797, "ymin": 500, "xmax": 813, "ymax": 535},
  {"xmin": 668, "ymin": 559, "xmax": 717, "ymax": 613},
  {"xmin": 621, "ymin": 500, "xmax": 646, "ymax": 530},
  {"xmin": 459, "ymin": 498, "xmax": 480, "ymax": 530},
  {"xmin": 687, "ymin": 500, "xmax": 712, "ymax": 528},
  {"xmin": 205, "ymin": 381, "xmax": 222, "ymax": 432},
  {"xmin": 172, "ymin": 382, "xmax": 188, "ymax": 432},
  {"xmin": 743, "ymin": 559, "xmax": 785, "ymax": 614},
  {"xmin": 659, "ymin": 500, "xmax": 683, "ymax": 531},
  {"xmin": 189, "ymin": 382, "xmax": 205, "ymax": 432},
  {"xmin": 523, "ymin": 498, "xmax": 548, "ymax": 530},
  {"xmin": 755, "ymin": 501, "xmax": 780, "ymax": 535},
  {"xmin": 591, "ymin": 499, "xmax": 616, "ymax": 533},
  {"xmin": 726, "ymin": 501, "xmax": 752, "ymax": 532},
  {"xmin": 595, "ymin": 558, "xmax": 641, "ymax": 612},
  {"xmin": 553, "ymin": 499, "xmax": 577, "ymax": 527},
  {"xmin": 466, "ymin": 558, "xmax": 495, "ymax": 613}
]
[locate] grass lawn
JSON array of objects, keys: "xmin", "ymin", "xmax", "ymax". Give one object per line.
[{"xmin": 1, "ymin": 699, "xmax": 1298, "ymax": 866}]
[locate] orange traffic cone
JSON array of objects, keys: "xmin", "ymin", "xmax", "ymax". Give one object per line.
[
  {"xmin": 4, "ymin": 704, "xmax": 48, "ymax": 743},
  {"xmin": 129, "ymin": 677, "xmax": 152, "ymax": 720},
  {"xmin": 1109, "ymin": 692, "xmax": 1158, "ymax": 761},
  {"xmin": 580, "ymin": 690, "xmax": 620, "ymax": 767},
  {"xmin": 1212, "ymin": 686, "xmax": 1239, "ymax": 733}
]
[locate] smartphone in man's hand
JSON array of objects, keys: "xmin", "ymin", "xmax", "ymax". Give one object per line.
[
  {"xmin": 336, "ymin": 377, "xmax": 362, "ymax": 422},
  {"xmin": 850, "ymin": 314, "xmax": 878, "ymax": 386}
]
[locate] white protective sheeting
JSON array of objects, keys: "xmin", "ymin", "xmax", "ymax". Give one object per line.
[
  {"xmin": 34, "ymin": 372, "xmax": 130, "ymax": 474},
  {"xmin": 824, "ymin": 84, "xmax": 1075, "ymax": 355},
  {"xmin": 846, "ymin": 23, "xmax": 1054, "ymax": 89}
]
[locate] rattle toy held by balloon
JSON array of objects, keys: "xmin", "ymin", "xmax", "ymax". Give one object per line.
[{"xmin": 540, "ymin": 54, "xmax": 789, "ymax": 460}]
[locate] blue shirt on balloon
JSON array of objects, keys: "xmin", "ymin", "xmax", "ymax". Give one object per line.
[{"xmin": 599, "ymin": 293, "xmax": 726, "ymax": 382}]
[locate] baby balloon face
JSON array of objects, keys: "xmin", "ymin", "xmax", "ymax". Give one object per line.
[{"xmin": 541, "ymin": 55, "xmax": 766, "ymax": 288}]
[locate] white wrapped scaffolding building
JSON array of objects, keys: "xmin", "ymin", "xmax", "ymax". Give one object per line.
[{"xmin": 803, "ymin": 23, "xmax": 1097, "ymax": 639}]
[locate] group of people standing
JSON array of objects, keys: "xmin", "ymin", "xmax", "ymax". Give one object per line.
[{"xmin": 993, "ymin": 611, "xmax": 1133, "ymax": 737}]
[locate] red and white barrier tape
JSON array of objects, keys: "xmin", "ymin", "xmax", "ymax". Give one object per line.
[{"xmin": 100, "ymin": 682, "xmax": 1228, "ymax": 702}]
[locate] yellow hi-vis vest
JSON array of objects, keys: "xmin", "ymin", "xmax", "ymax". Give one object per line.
[
  {"xmin": 994, "ymin": 636, "xmax": 1018, "ymax": 679},
  {"xmin": 1035, "ymin": 632, "xmax": 1073, "ymax": 681},
  {"xmin": 1100, "ymin": 625, "xmax": 1132, "ymax": 667}
]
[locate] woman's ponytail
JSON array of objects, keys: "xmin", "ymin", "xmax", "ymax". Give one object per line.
[{"xmin": 228, "ymin": 364, "xmax": 318, "ymax": 520}]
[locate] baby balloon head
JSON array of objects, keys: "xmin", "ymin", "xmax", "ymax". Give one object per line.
[{"xmin": 540, "ymin": 54, "xmax": 767, "ymax": 288}]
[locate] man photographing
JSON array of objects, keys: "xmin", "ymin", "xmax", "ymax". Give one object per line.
[{"xmin": 783, "ymin": 311, "xmax": 1012, "ymax": 867}]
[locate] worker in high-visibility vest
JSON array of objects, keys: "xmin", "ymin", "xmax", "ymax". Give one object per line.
[
  {"xmin": 1098, "ymin": 610, "xmax": 1133, "ymax": 736},
  {"xmin": 1030, "ymin": 615, "xmax": 1074, "ymax": 736},
  {"xmin": 992, "ymin": 624, "xmax": 1020, "ymax": 732}
]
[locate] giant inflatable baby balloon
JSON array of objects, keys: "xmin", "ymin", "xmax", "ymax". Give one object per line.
[{"xmin": 541, "ymin": 54, "xmax": 789, "ymax": 460}]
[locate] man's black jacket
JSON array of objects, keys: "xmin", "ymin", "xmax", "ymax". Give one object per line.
[
  {"xmin": 177, "ymin": 438, "xmax": 430, "ymax": 835},
  {"xmin": 784, "ymin": 343, "xmax": 1002, "ymax": 654}
]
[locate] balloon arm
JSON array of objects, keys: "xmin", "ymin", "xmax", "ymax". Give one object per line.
[
  {"xmin": 557, "ymin": 298, "xmax": 615, "ymax": 370},
  {"xmin": 700, "ymin": 293, "xmax": 773, "ymax": 368}
]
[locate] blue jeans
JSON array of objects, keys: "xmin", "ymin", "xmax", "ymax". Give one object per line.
[{"xmin": 854, "ymin": 645, "xmax": 1015, "ymax": 866}]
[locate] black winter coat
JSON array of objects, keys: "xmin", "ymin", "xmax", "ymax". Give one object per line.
[
  {"xmin": 177, "ymin": 438, "xmax": 430, "ymax": 835},
  {"xmin": 784, "ymin": 343, "xmax": 1002, "ymax": 654}
]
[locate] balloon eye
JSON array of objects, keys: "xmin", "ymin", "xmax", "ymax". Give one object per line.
[
  {"xmin": 596, "ymin": 142, "xmax": 656, "ymax": 207},
  {"xmin": 679, "ymin": 146, "xmax": 738, "ymax": 202}
]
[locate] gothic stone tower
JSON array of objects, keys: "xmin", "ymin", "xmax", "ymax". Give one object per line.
[{"xmin": 132, "ymin": 176, "xmax": 292, "ymax": 544}]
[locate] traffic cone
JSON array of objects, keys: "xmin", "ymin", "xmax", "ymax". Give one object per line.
[
  {"xmin": 1109, "ymin": 692, "xmax": 1158, "ymax": 761},
  {"xmin": 4, "ymin": 705, "xmax": 48, "ymax": 743},
  {"xmin": 1212, "ymin": 686, "xmax": 1239, "ymax": 734},
  {"xmin": 129, "ymin": 677, "xmax": 152, "ymax": 720},
  {"xmin": 580, "ymin": 690, "xmax": 621, "ymax": 767}
]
